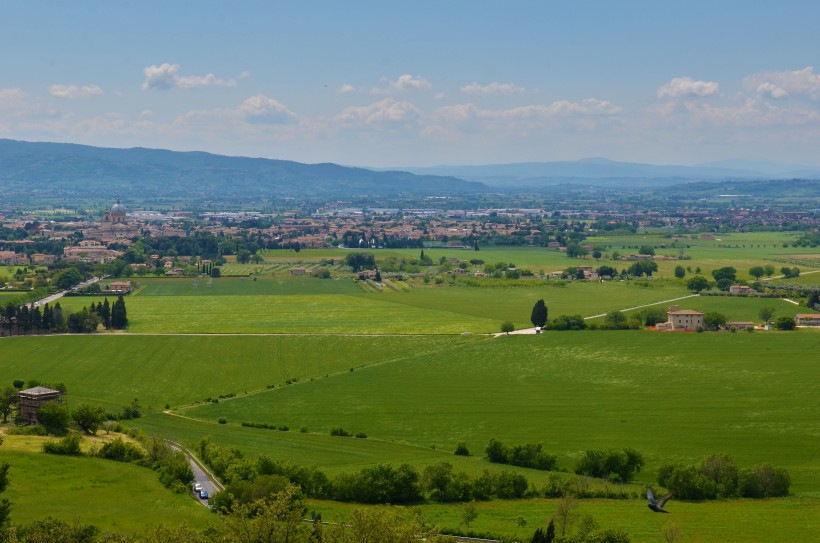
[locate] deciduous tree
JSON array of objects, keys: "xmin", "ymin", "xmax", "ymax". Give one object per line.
[{"xmin": 72, "ymin": 403, "xmax": 106, "ymax": 434}]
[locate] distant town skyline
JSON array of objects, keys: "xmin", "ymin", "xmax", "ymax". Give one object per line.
[{"xmin": 3, "ymin": 1, "xmax": 820, "ymax": 168}]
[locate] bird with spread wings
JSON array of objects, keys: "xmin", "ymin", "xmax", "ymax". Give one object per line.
[{"xmin": 647, "ymin": 487, "xmax": 674, "ymax": 513}]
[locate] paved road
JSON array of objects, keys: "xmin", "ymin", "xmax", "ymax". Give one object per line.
[
  {"xmin": 28, "ymin": 276, "xmax": 105, "ymax": 309},
  {"xmin": 167, "ymin": 440, "xmax": 223, "ymax": 507}
]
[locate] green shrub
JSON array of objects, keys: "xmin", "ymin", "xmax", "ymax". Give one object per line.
[
  {"xmin": 96, "ymin": 437, "xmax": 145, "ymax": 463},
  {"xmin": 485, "ymin": 438, "xmax": 557, "ymax": 471},
  {"xmin": 454, "ymin": 442, "xmax": 470, "ymax": 456},
  {"xmin": 574, "ymin": 448, "xmax": 644, "ymax": 482},
  {"xmin": 43, "ymin": 433, "xmax": 83, "ymax": 456}
]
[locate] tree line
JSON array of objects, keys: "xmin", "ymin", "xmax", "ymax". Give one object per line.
[{"xmin": 0, "ymin": 296, "xmax": 126, "ymax": 336}]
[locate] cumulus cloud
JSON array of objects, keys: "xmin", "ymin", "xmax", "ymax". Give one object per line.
[
  {"xmin": 657, "ymin": 77, "xmax": 720, "ymax": 99},
  {"xmin": 237, "ymin": 95, "xmax": 299, "ymax": 124},
  {"xmin": 336, "ymin": 99, "xmax": 422, "ymax": 124},
  {"xmin": 756, "ymin": 82, "xmax": 789, "ymax": 99},
  {"xmin": 388, "ymin": 74, "xmax": 431, "ymax": 91},
  {"xmin": 460, "ymin": 82, "xmax": 526, "ymax": 95},
  {"xmin": 141, "ymin": 63, "xmax": 237, "ymax": 90},
  {"xmin": 49, "ymin": 84, "xmax": 104, "ymax": 98},
  {"xmin": 338, "ymin": 83, "xmax": 356, "ymax": 94},
  {"xmin": 745, "ymin": 66, "xmax": 820, "ymax": 100},
  {"xmin": 436, "ymin": 98, "xmax": 622, "ymax": 122}
]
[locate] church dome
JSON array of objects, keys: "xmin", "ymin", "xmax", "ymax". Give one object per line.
[{"xmin": 110, "ymin": 198, "xmax": 126, "ymax": 216}]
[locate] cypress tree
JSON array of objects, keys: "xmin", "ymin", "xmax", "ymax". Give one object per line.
[
  {"xmin": 111, "ymin": 295, "xmax": 128, "ymax": 329},
  {"xmin": 101, "ymin": 298, "xmax": 111, "ymax": 329},
  {"xmin": 41, "ymin": 303, "xmax": 52, "ymax": 332},
  {"xmin": 53, "ymin": 302, "xmax": 65, "ymax": 332},
  {"xmin": 545, "ymin": 519, "xmax": 556, "ymax": 543},
  {"xmin": 530, "ymin": 299, "xmax": 548, "ymax": 328}
]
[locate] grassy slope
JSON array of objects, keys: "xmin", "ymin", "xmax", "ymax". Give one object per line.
[
  {"xmin": 0, "ymin": 444, "xmax": 209, "ymax": 532},
  {"xmin": 175, "ymin": 333, "xmax": 820, "ymax": 493},
  {"xmin": 0, "ymin": 334, "xmax": 463, "ymax": 410}
]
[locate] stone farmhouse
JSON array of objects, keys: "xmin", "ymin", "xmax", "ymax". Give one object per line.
[{"xmin": 654, "ymin": 306, "xmax": 705, "ymax": 331}]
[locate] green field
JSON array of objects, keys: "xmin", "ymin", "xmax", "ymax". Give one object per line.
[
  {"xmin": 4, "ymin": 238, "xmax": 820, "ymax": 542},
  {"xmin": 3, "ymin": 330, "xmax": 820, "ymax": 541},
  {"xmin": 58, "ymin": 277, "xmax": 694, "ymax": 334},
  {"xmin": 0, "ymin": 446, "xmax": 209, "ymax": 532}
]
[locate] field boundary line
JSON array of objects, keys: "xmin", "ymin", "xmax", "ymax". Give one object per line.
[{"xmin": 584, "ymin": 293, "xmax": 700, "ymax": 320}]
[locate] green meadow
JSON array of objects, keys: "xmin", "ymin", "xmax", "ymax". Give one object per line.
[
  {"xmin": 0, "ymin": 446, "xmax": 209, "ymax": 532},
  {"xmin": 3, "ymin": 238, "xmax": 820, "ymax": 542},
  {"xmin": 3, "ymin": 331, "xmax": 820, "ymax": 541},
  {"xmin": 58, "ymin": 276, "xmax": 693, "ymax": 334}
]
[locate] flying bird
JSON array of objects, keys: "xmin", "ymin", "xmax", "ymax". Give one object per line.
[{"xmin": 647, "ymin": 487, "xmax": 673, "ymax": 513}]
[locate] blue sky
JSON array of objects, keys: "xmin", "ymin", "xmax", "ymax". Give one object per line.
[{"xmin": 2, "ymin": 1, "xmax": 820, "ymax": 167}]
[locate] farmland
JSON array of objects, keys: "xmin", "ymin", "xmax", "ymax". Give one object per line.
[
  {"xmin": 2, "ymin": 330, "xmax": 820, "ymax": 541},
  {"xmin": 2, "ymin": 237, "xmax": 820, "ymax": 542}
]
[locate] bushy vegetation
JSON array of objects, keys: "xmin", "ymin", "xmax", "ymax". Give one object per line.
[
  {"xmin": 333, "ymin": 463, "xmax": 423, "ymax": 504},
  {"xmin": 658, "ymin": 454, "xmax": 790, "ymax": 499},
  {"xmin": 573, "ymin": 448, "xmax": 644, "ymax": 482},
  {"xmin": 485, "ymin": 439, "xmax": 558, "ymax": 471},
  {"xmin": 545, "ymin": 314, "xmax": 587, "ymax": 331},
  {"xmin": 42, "ymin": 433, "xmax": 82, "ymax": 456},
  {"xmin": 96, "ymin": 438, "xmax": 146, "ymax": 463}
]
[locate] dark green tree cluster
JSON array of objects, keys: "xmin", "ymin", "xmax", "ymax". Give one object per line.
[
  {"xmin": 110, "ymin": 295, "xmax": 128, "ymax": 329},
  {"xmin": 345, "ymin": 252, "xmax": 376, "ymax": 272},
  {"xmin": 196, "ymin": 437, "xmax": 534, "ymax": 507},
  {"xmin": 546, "ymin": 314, "xmax": 587, "ymax": 330},
  {"xmin": 686, "ymin": 276, "xmax": 711, "ymax": 292},
  {"xmin": 774, "ymin": 316, "xmax": 796, "ymax": 330},
  {"xmin": 485, "ymin": 439, "xmax": 558, "ymax": 471},
  {"xmin": 781, "ymin": 266, "xmax": 801, "ymax": 278},
  {"xmin": 420, "ymin": 462, "xmax": 529, "ymax": 502},
  {"xmin": 574, "ymin": 448, "xmax": 644, "ymax": 482},
  {"xmin": 712, "ymin": 266, "xmax": 737, "ymax": 291},
  {"xmin": 66, "ymin": 306, "xmax": 101, "ymax": 333},
  {"xmin": 333, "ymin": 463, "xmax": 422, "ymax": 504},
  {"xmin": 658, "ymin": 454, "xmax": 790, "ymax": 500},
  {"xmin": 626, "ymin": 260, "xmax": 658, "ymax": 277}
]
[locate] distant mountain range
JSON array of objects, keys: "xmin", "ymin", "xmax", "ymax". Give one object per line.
[
  {"xmin": 400, "ymin": 157, "xmax": 820, "ymax": 187},
  {"xmin": 1, "ymin": 139, "xmax": 818, "ymax": 204},
  {"xmin": 0, "ymin": 139, "xmax": 485, "ymax": 201}
]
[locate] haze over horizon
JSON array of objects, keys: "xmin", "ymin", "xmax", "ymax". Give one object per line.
[{"xmin": 3, "ymin": 1, "xmax": 820, "ymax": 169}]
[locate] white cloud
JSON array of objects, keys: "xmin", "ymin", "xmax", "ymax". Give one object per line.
[
  {"xmin": 756, "ymin": 83, "xmax": 789, "ymax": 99},
  {"xmin": 657, "ymin": 77, "xmax": 720, "ymax": 99},
  {"xmin": 389, "ymin": 74, "xmax": 431, "ymax": 91},
  {"xmin": 460, "ymin": 82, "xmax": 526, "ymax": 95},
  {"xmin": 336, "ymin": 99, "xmax": 422, "ymax": 124},
  {"xmin": 49, "ymin": 84, "xmax": 104, "ymax": 99},
  {"xmin": 745, "ymin": 66, "xmax": 820, "ymax": 100},
  {"xmin": 651, "ymin": 94, "xmax": 820, "ymax": 130},
  {"xmin": 436, "ymin": 98, "xmax": 622, "ymax": 122},
  {"xmin": 141, "ymin": 63, "xmax": 237, "ymax": 90},
  {"xmin": 237, "ymin": 95, "xmax": 299, "ymax": 124},
  {"xmin": 338, "ymin": 83, "xmax": 356, "ymax": 94}
]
